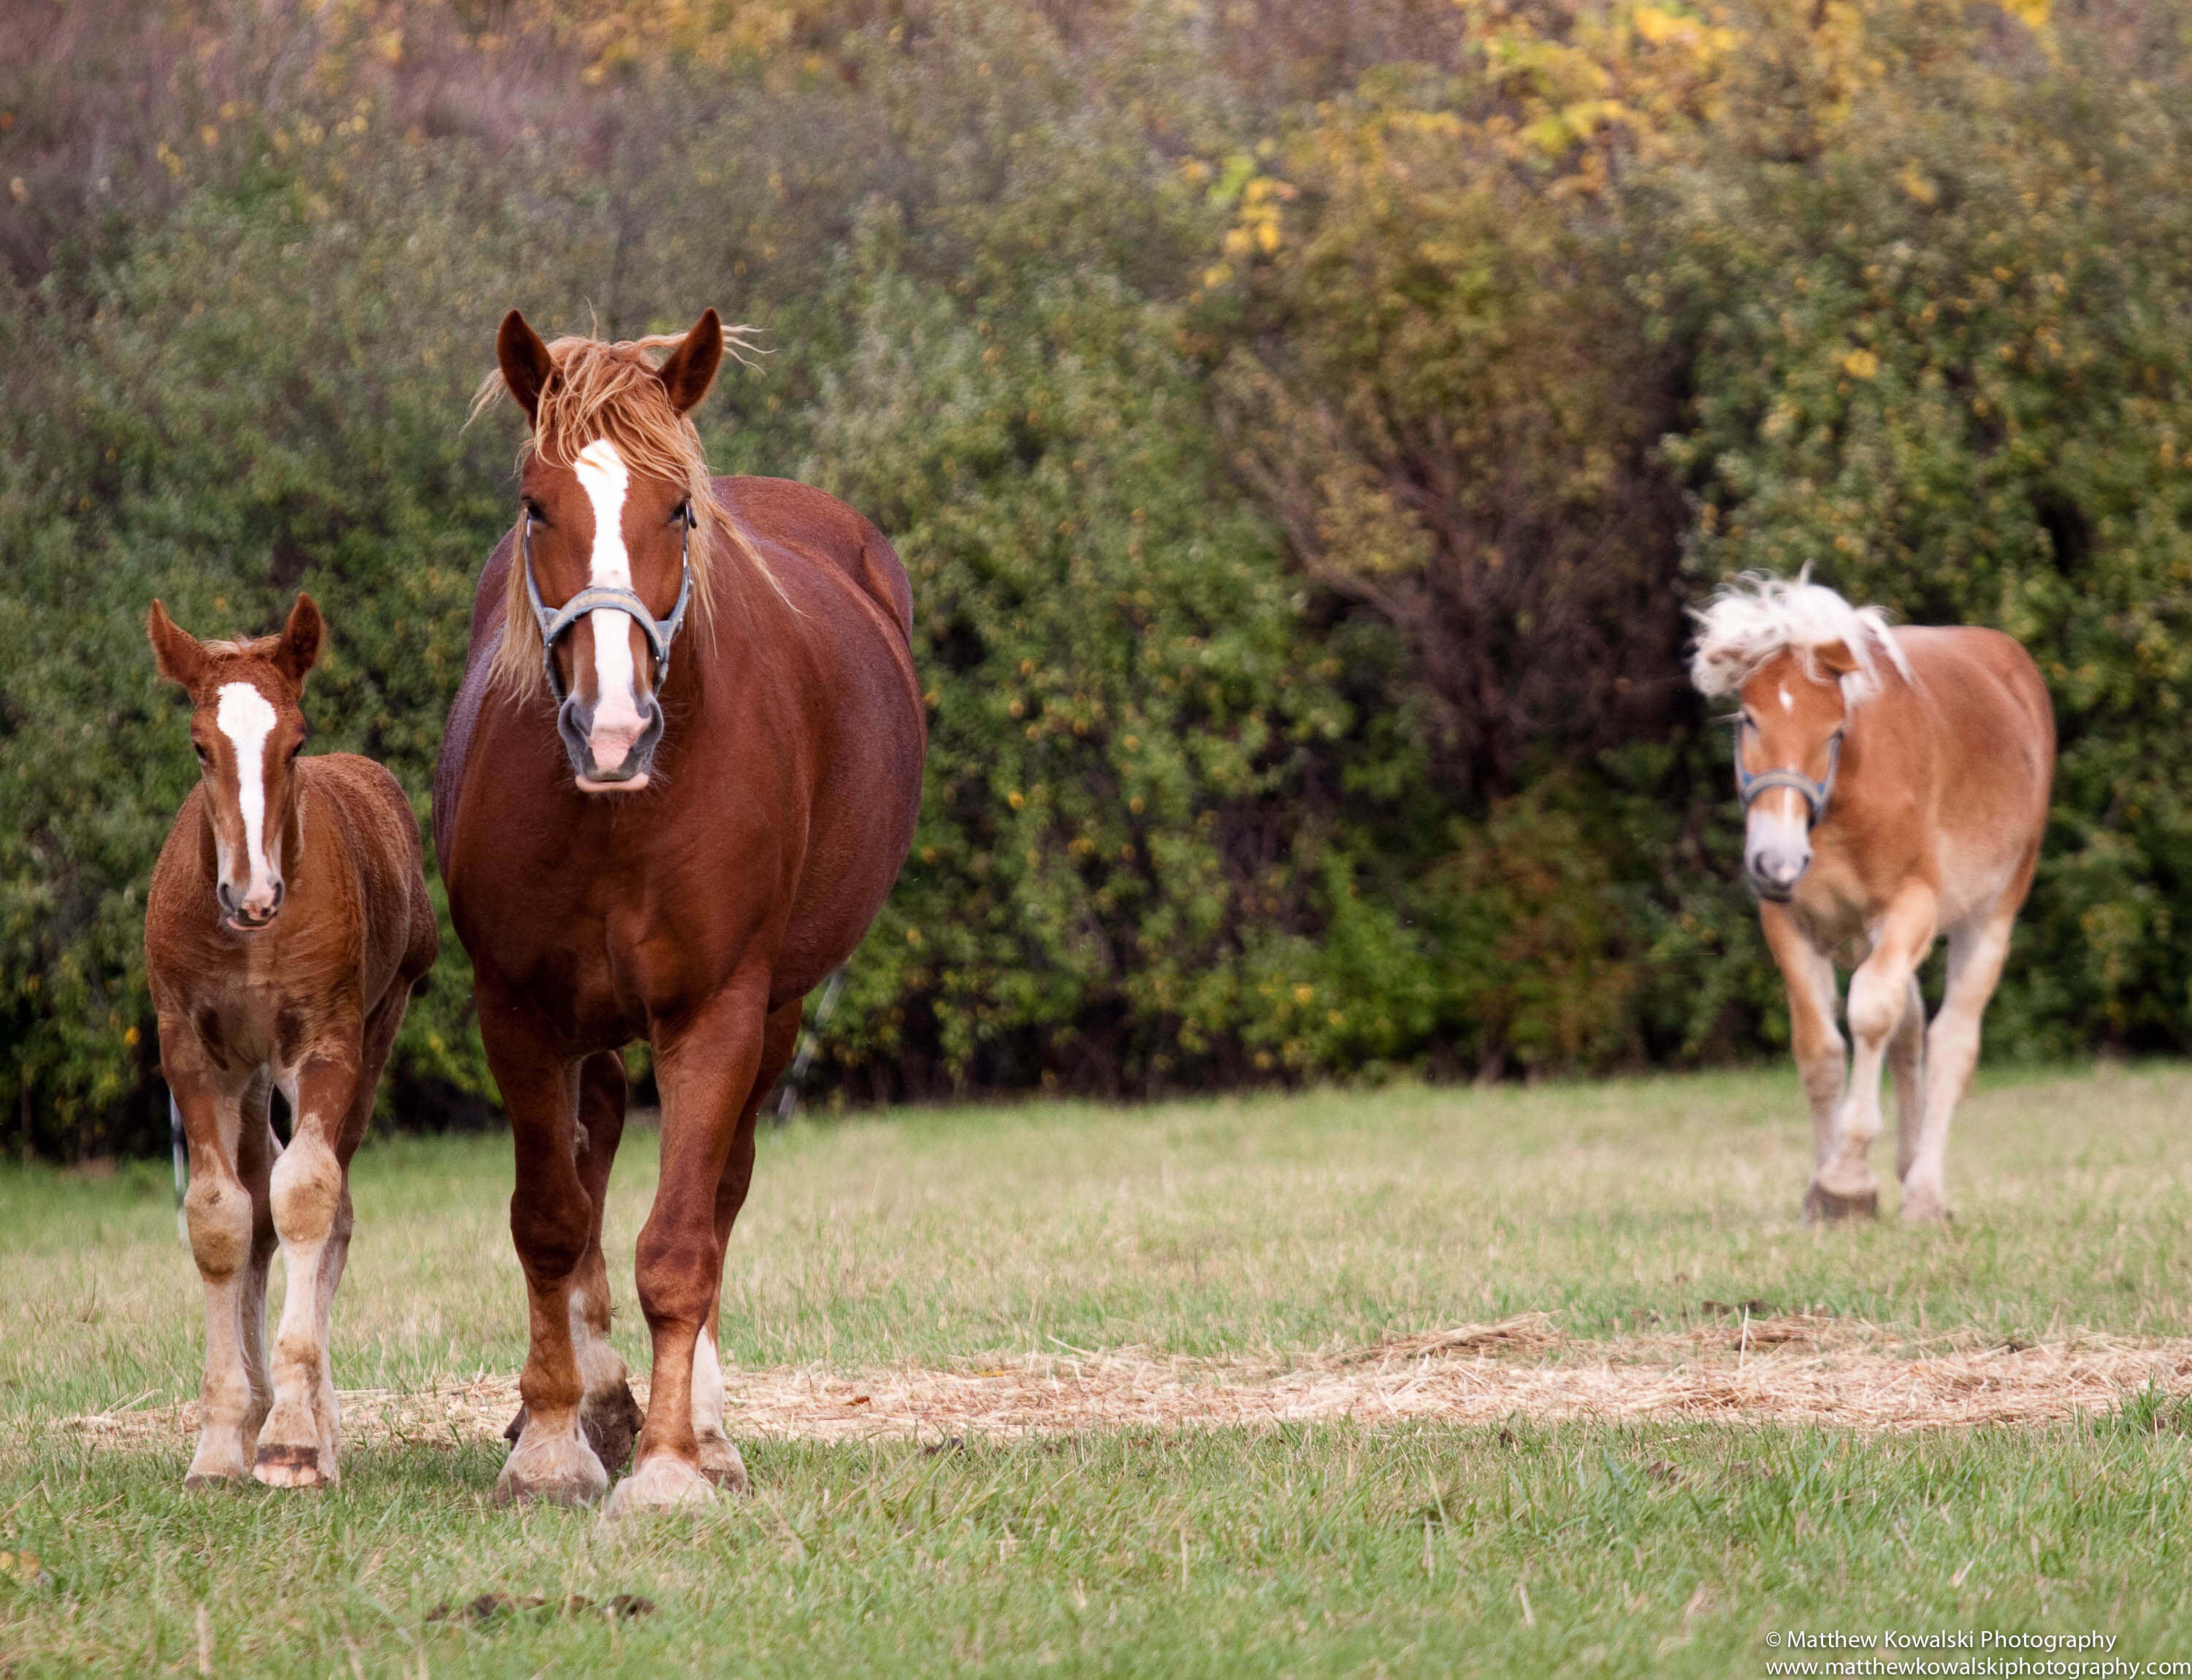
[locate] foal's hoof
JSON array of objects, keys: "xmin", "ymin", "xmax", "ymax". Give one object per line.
[
  {"xmin": 695, "ymin": 1432, "xmax": 749, "ymax": 1494},
  {"xmin": 605, "ymin": 1454, "xmax": 714, "ymax": 1518},
  {"xmin": 1805, "ymin": 1181, "xmax": 1879, "ymax": 1221},
  {"xmin": 494, "ymin": 1426, "xmax": 608, "ymax": 1507},
  {"xmin": 252, "ymin": 1443, "xmax": 335, "ymax": 1489}
]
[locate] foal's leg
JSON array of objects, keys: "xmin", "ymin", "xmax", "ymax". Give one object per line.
[
  {"xmin": 1890, "ymin": 974, "xmax": 1927, "ymax": 1184},
  {"xmin": 1760, "ymin": 904, "xmax": 1844, "ymax": 1173},
  {"xmin": 171, "ymin": 1055, "xmax": 261, "ymax": 1487},
  {"xmin": 484, "ymin": 999, "xmax": 608, "ymax": 1504},
  {"xmin": 1810, "ymin": 885, "xmax": 1938, "ymax": 1220},
  {"xmin": 1901, "ymin": 898, "xmax": 2017, "ymax": 1223},
  {"xmin": 692, "ymin": 999, "xmax": 803, "ymax": 1493},
  {"xmin": 256, "ymin": 1026, "xmax": 370, "ymax": 1487},
  {"xmin": 608, "ymin": 974, "xmax": 770, "ymax": 1516},
  {"xmin": 232, "ymin": 1071, "xmax": 280, "ymax": 1453}
]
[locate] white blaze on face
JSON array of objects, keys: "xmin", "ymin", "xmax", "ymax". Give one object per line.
[
  {"xmin": 215, "ymin": 681, "xmax": 280, "ymax": 912},
  {"xmin": 572, "ymin": 439, "xmax": 647, "ymax": 774}
]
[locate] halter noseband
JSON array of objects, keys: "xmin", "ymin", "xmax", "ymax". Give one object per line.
[
  {"xmin": 1734, "ymin": 722, "xmax": 1844, "ymax": 829},
  {"xmin": 521, "ymin": 503, "xmax": 695, "ymax": 706}
]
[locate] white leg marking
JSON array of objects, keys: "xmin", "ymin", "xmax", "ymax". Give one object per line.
[{"xmin": 214, "ymin": 681, "xmax": 280, "ymax": 912}]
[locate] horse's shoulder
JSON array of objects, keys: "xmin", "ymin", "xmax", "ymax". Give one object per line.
[{"xmin": 713, "ymin": 475, "xmax": 913, "ymax": 642}]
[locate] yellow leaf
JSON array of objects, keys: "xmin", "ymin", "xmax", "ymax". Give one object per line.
[{"xmin": 1841, "ymin": 348, "xmax": 1881, "ymax": 380}]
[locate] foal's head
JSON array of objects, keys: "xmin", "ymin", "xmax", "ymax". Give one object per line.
[
  {"xmin": 148, "ymin": 595, "xmax": 321, "ymax": 931},
  {"xmin": 484, "ymin": 309, "xmax": 732, "ymax": 793}
]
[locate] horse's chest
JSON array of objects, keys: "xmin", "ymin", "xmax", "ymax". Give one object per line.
[{"xmin": 182, "ymin": 975, "xmax": 329, "ymax": 1078}]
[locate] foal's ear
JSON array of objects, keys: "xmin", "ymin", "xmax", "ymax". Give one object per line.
[
  {"xmin": 497, "ymin": 309, "xmax": 554, "ymax": 421},
  {"xmin": 1814, "ymin": 641, "xmax": 1862, "ymax": 679},
  {"xmin": 654, "ymin": 309, "xmax": 724, "ymax": 415},
  {"xmin": 147, "ymin": 600, "xmax": 206, "ymax": 690},
  {"xmin": 273, "ymin": 592, "xmax": 323, "ymax": 686}
]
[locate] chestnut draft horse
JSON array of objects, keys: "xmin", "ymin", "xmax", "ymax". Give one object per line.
[
  {"xmin": 145, "ymin": 595, "xmax": 438, "ymax": 1488},
  {"xmin": 433, "ymin": 310, "xmax": 924, "ymax": 1513},
  {"xmin": 1692, "ymin": 576, "xmax": 2053, "ymax": 1223}
]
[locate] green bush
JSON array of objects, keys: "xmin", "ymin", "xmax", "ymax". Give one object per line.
[{"xmin": 9, "ymin": 0, "xmax": 2192, "ymax": 1156}]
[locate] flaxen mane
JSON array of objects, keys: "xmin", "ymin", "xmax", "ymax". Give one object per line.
[
  {"xmin": 469, "ymin": 326, "xmax": 777, "ymax": 696},
  {"xmin": 1689, "ymin": 571, "xmax": 1914, "ymax": 700}
]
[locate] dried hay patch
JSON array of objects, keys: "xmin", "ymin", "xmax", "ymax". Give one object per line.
[{"xmin": 50, "ymin": 1318, "xmax": 2192, "ymax": 1455}]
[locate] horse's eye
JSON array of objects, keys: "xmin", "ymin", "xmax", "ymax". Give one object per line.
[
  {"xmin": 193, "ymin": 743, "xmax": 210, "ymax": 763},
  {"xmin": 671, "ymin": 501, "xmax": 691, "ymax": 526}
]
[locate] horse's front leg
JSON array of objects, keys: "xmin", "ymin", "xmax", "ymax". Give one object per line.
[
  {"xmin": 1760, "ymin": 904, "xmax": 1844, "ymax": 1175},
  {"xmin": 608, "ymin": 975, "xmax": 771, "ymax": 1516},
  {"xmin": 1902, "ymin": 898, "xmax": 2019, "ymax": 1223},
  {"xmin": 483, "ymin": 998, "xmax": 608, "ymax": 1505},
  {"xmin": 1809, "ymin": 885, "xmax": 1937, "ymax": 1221},
  {"xmin": 256, "ymin": 1028, "xmax": 368, "ymax": 1487},
  {"xmin": 691, "ymin": 999, "xmax": 803, "ymax": 1492}
]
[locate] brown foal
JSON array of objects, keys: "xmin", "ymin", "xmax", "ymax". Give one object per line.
[
  {"xmin": 435, "ymin": 310, "xmax": 924, "ymax": 1513},
  {"xmin": 145, "ymin": 595, "xmax": 438, "ymax": 1487},
  {"xmin": 1692, "ymin": 575, "xmax": 2054, "ymax": 1222}
]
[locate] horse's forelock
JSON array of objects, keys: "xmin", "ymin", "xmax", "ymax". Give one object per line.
[
  {"xmin": 481, "ymin": 327, "xmax": 780, "ymax": 700},
  {"xmin": 1689, "ymin": 572, "xmax": 1912, "ymax": 700}
]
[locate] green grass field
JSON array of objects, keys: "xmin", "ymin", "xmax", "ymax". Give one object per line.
[{"xmin": 5, "ymin": 1065, "xmax": 2192, "ymax": 1676}]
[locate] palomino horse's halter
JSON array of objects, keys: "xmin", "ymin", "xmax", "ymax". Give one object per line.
[
  {"xmin": 1733, "ymin": 719, "xmax": 1844, "ymax": 830},
  {"xmin": 521, "ymin": 501, "xmax": 696, "ymax": 708}
]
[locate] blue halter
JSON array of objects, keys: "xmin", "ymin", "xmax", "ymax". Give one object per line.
[{"xmin": 1734, "ymin": 722, "xmax": 1844, "ymax": 829}]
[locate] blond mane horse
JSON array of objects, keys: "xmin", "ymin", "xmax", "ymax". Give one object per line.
[{"xmin": 1692, "ymin": 576, "xmax": 2053, "ymax": 1221}]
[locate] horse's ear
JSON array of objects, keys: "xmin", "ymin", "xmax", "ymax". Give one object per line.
[
  {"xmin": 1814, "ymin": 641, "xmax": 1862, "ymax": 678},
  {"xmin": 654, "ymin": 309, "xmax": 724, "ymax": 415},
  {"xmin": 497, "ymin": 309, "xmax": 554, "ymax": 421},
  {"xmin": 273, "ymin": 592, "xmax": 323, "ymax": 686},
  {"xmin": 148, "ymin": 600, "xmax": 206, "ymax": 690}
]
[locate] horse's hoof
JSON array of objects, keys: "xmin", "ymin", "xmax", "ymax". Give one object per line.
[
  {"xmin": 182, "ymin": 1458, "xmax": 252, "ymax": 1491},
  {"xmin": 695, "ymin": 1432, "xmax": 749, "ymax": 1493},
  {"xmin": 1805, "ymin": 1181, "xmax": 1879, "ymax": 1221},
  {"xmin": 494, "ymin": 1429, "xmax": 609, "ymax": 1506},
  {"xmin": 605, "ymin": 1454, "xmax": 714, "ymax": 1518},
  {"xmin": 1899, "ymin": 1186, "xmax": 1949, "ymax": 1224},
  {"xmin": 252, "ymin": 1443, "xmax": 334, "ymax": 1489},
  {"xmin": 582, "ymin": 1383, "xmax": 645, "ymax": 1474}
]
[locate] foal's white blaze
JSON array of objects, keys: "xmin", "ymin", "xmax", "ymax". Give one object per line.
[
  {"xmin": 215, "ymin": 681, "xmax": 280, "ymax": 915},
  {"xmin": 572, "ymin": 439, "xmax": 648, "ymax": 780},
  {"xmin": 1779, "ymin": 684, "xmax": 1795, "ymax": 711}
]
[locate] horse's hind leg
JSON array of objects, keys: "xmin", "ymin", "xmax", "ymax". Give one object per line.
[
  {"xmin": 691, "ymin": 999, "xmax": 803, "ymax": 1493},
  {"xmin": 1902, "ymin": 904, "xmax": 2016, "ymax": 1224},
  {"xmin": 570, "ymin": 1053, "xmax": 642, "ymax": 1470},
  {"xmin": 486, "ymin": 1000, "xmax": 611, "ymax": 1505},
  {"xmin": 1811, "ymin": 885, "xmax": 1937, "ymax": 1221},
  {"xmin": 1890, "ymin": 973, "xmax": 1926, "ymax": 1183}
]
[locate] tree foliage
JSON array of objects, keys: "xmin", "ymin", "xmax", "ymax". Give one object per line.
[{"xmin": 3, "ymin": 0, "xmax": 2191, "ymax": 1154}]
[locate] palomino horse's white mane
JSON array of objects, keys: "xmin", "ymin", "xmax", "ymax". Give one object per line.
[{"xmin": 1689, "ymin": 572, "xmax": 1914, "ymax": 700}]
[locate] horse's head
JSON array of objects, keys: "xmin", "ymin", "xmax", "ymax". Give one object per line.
[
  {"xmin": 148, "ymin": 594, "xmax": 321, "ymax": 931},
  {"xmin": 1733, "ymin": 642, "xmax": 1859, "ymax": 901},
  {"xmin": 494, "ymin": 308, "xmax": 726, "ymax": 793}
]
